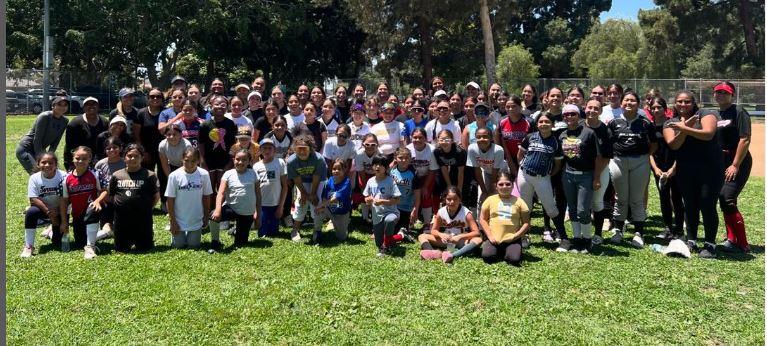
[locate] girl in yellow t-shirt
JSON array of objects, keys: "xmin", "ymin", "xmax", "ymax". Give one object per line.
[{"xmin": 479, "ymin": 172, "xmax": 530, "ymax": 266}]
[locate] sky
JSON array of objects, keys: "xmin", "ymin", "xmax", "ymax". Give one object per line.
[{"xmin": 600, "ymin": 0, "xmax": 658, "ymax": 22}]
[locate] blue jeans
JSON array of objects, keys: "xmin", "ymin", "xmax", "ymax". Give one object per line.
[
  {"xmin": 259, "ymin": 206, "xmax": 280, "ymax": 237},
  {"xmin": 562, "ymin": 170, "xmax": 594, "ymax": 225}
]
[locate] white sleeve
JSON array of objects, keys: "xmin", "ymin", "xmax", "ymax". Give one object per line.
[
  {"xmin": 61, "ymin": 175, "xmax": 69, "ymax": 198},
  {"xmin": 425, "ymin": 121, "xmax": 434, "ymax": 142},
  {"xmin": 322, "ymin": 139, "xmax": 334, "ymax": 160},
  {"xmin": 493, "ymin": 146, "xmax": 506, "ymax": 169},
  {"xmin": 202, "ymin": 170, "xmax": 214, "ymax": 195},
  {"xmin": 164, "ymin": 172, "xmax": 177, "ymax": 198},
  {"xmin": 279, "ymin": 159, "xmax": 288, "ymax": 176},
  {"xmin": 27, "ymin": 174, "xmax": 39, "ymax": 199}
]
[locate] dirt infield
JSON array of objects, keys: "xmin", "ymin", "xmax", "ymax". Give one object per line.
[{"xmin": 750, "ymin": 123, "xmax": 764, "ymax": 177}]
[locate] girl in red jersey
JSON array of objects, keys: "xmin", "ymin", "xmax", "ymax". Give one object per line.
[
  {"xmin": 498, "ymin": 95, "xmax": 532, "ymax": 176},
  {"xmin": 59, "ymin": 146, "xmax": 107, "ymax": 259}
]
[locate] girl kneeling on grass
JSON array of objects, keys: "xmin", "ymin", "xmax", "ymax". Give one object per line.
[
  {"xmin": 313, "ymin": 159, "xmax": 353, "ymax": 243},
  {"xmin": 479, "ymin": 172, "xmax": 530, "ymax": 266},
  {"xmin": 419, "ymin": 186, "xmax": 482, "ymax": 264},
  {"xmin": 60, "ymin": 146, "xmax": 107, "ymax": 259},
  {"xmin": 363, "ymin": 154, "xmax": 402, "ymax": 257},
  {"xmin": 94, "ymin": 137, "xmax": 125, "ymax": 241},
  {"xmin": 210, "ymin": 149, "xmax": 262, "ymax": 250},
  {"xmin": 21, "ymin": 152, "xmax": 66, "ymax": 258},
  {"xmin": 108, "ymin": 144, "xmax": 160, "ymax": 253},
  {"xmin": 166, "ymin": 148, "xmax": 213, "ymax": 249}
]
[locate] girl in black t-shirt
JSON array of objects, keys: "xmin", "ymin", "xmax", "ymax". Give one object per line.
[
  {"xmin": 713, "ymin": 82, "xmax": 752, "ymax": 253},
  {"xmin": 585, "ymin": 98, "xmax": 613, "ymax": 244},
  {"xmin": 663, "ymin": 91, "xmax": 723, "ymax": 259},
  {"xmin": 108, "ymin": 144, "xmax": 160, "ymax": 252},
  {"xmin": 647, "ymin": 97, "xmax": 684, "ymax": 240}
]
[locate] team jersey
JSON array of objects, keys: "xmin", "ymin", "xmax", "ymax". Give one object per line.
[
  {"xmin": 436, "ymin": 205, "xmax": 472, "ymax": 236},
  {"xmin": 498, "ymin": 116, "xmax": 531, "ymax": 161},
  {"xmin": 62, "ymin": 169, "xmax": 102, "ymax": 218}
]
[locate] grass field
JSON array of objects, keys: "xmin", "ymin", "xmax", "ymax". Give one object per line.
[{"xmin": 5, "ymin": 115, "xmax": 765, "ymax": 344}]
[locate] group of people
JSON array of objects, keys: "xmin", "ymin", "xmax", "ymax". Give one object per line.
[{"xmin": 16, "ymin": 76, "xmax": 753, "ymax": 265}]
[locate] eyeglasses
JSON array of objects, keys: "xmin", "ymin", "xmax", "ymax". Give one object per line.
[
  {"xmin": 563, "ymin": 112, "xmax": 579, "ymax": 117},
  {"xmin": 438, "ymin": 138, "xmax": 453, "ymax": 143},
  {"xmin": 149, "ymin": 95, "xmax": 163, "ymax": 99},
  {"xmin": 337, "ymin": 134, "xmax": 349, "ymax": 139},
  {"xmin": 411, "ymin": 108, "xmax": 424, "ymax": 112},
  {"xmin": 436, "ymin": 107, "xmax": 449, "ymax": 111}
]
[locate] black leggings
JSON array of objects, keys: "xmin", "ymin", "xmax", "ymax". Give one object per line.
[
  {"xmin": 114, "ymin": 205, "xmax": 154, "ymax": 252},
  {"xmin": 25, "ymin": 206, "xmax": 62, "ymax": 244},
  {"xmin": 68, "ymin": 206, "xmax": 101, "ymax": 248},
  {"xmin": 217, "ymin": 204, "xmax": 254, "ymax": 246},
  {"xmin": 543, "ymin": 171, "xmax": 567, "ymax": 238},
  {"xmin": 481, "ymin": 240, "xmax": 522, "ymax": 265},
  {"xmin": 720, "ymin": 153, "xmax": 751, "ymax": 214},
  {"xmin": 678, "ymin": 166, "xmax": 724, "ymax": 243},
  {"xmin": 653, "ymin": 174, "xmax": 684, "ymax": 235}
]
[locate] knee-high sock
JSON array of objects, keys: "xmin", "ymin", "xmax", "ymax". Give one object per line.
[
  {"xmin": 451, "ymin": 242, "xmax": 478, "ymax": 258},
  {"xmin": 571, "ymin": 221, "xmax": 581, "ymax": 239},
  {"xmin": 25, "ymin": 229, "xmax": 35, "ymax": 247},
  {"xmin": 86, "ymin": 223, "xmax": 99, "ymax": 246},
  {"xmin": 580, "ymin": 222, "xmax": 593, "ymax": 239},
  {"xmin": 209, "ymin": 221, "xmax": 220, "ymax": 241},
  {"xmin": 726, "ymin": 211, "xmax": 749, "ymax": 250}
]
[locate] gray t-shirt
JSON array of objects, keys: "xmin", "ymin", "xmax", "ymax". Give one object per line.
[
  {"xmin": 94, "ymin": 158, "xmax": 127, "ymax": 188},
  {"xmin": 158, "ymin": 138, "xmax": 192, "ymax": 167},
  {"xmin": 19, "ymin": 111, "xmax": 69, "ymax": 154},
  {"xmin": 287, "ymin": 152, "xmax": 327, "ymax": 184},
  {"xmin": 363, "ymin": 175, "xmax": 401, "ymax": 224},
  {"xmin": 253, "ymin": 158, "xmax": 287, "ymax": 207},
  {"xmin": 221, "ymin": 169, "xmax": 258, "ymax": 215}
]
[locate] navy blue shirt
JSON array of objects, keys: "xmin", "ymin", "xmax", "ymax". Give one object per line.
[{"xmin": 519, "ymin": 132, "xmax": 563, "ymax": 176}]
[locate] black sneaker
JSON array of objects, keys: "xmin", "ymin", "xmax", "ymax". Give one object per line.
[
  {"xmin": 699, "ymin": 242, "xmax": 717, "ymax": 259},
  {"xmin": 211, "ymin": 240, "xmax": 223, "ymax": 251},
  {"xmin": 686, "ymin": 240, "xmax": 699, "ymax": 253},
  {"xmin": 718, "ymin": 239, "xmax": 741, "ymax": 253},
  {"xmin": 656, "ymin": 228, "xmax": 673, "ymax": 240},
  {"xmin": 556, "ymin": 239, "xmax": 571, "ymax": 253},
  {"xmin": 376, "ymin": 247, "xmax": 388, "ymax": 258}
]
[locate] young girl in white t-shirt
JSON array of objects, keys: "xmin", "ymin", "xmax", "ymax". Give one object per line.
[
  {"xmin": 210, "ymin": 149, "xmax": 261, "ymax": 250},
  {"xmin": 166, "ymin": 148, "xmax": 213, "ymax": 249},
  {"xmin": 418, "ymin": 187, "xmax": 482, "ymax": 264},
  {"xmin": 21, "ymin": 152, "xmax": 66, "ymax": 258}
]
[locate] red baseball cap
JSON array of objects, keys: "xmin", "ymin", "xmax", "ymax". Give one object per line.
[{"xmin": 713, "ymin": 82, "xmax": 734, "ymax": 94}]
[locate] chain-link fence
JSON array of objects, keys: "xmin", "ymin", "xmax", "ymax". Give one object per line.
[{"xmin": 6, "ymin": 69, "xmax": 765, "ymax": 116}]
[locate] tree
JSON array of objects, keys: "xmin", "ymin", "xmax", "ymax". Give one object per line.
[
  {"xmin": 479, "ymin": 0, "xmax": 496, "ymax": 85},
  {"xmin": 495, "ymin": 44, "xmax": 539, "ymax": 91},
  {"xmin": 638, "ymin": 8, "xmax": 680, "ymax": 78},
  {"xmin": 571, "ymin": 20, "xmax": 645, "ymax": 79}
]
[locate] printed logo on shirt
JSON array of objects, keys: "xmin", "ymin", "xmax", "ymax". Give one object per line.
[
  {"xmin": 178, "ymin": 181, "xmax": 203, "ymax": 191},
  {"xmin": 295, "ymin": 166, "xmax": 316, "ymax": 176},
  {"xmin": 496, "ymin": 201, "xmax": 513, "ymax": 220},
  {"xmin": 562, "ymin": 136, "xmax": 582, "ymax": 159},
  {"xmin": 717, "ymin": 119, "xmax": 732, "ymax": 128},
  {"xmin": 39, "ymin": 185, "xmax": 63, "ymax": 198}
]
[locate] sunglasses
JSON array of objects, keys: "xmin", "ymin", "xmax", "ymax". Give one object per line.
[
  {"xmin": 363, "ymin": 143, "xmax": 378, "ymax": 147},
  {"xmin": 337, "ymin": 134, "xmax": 349, "ymax": 139},
  {"xmin": 592, "ymin": 92, "xmax": 604, "ymax": 95},
  {"xmin": 438, "ymin": 138, "xmax": 453, "ymax": 143},
  {"xmin": 563, "ymin": 112, "xmax": 579, "ymax": 117},
  {"xmin": 411, "ymin": 107, "xmax": 424, "ymax": 112},
  {"xmin": 437, "ymin": 107, "xmax": 449, "ymax": 111}
]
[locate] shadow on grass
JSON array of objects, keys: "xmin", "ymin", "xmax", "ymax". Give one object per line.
[{"xmin": 313, "ymin": 234, "xmax": 366, "ymax": 248}]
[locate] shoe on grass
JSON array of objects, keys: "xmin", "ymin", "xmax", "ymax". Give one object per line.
[
  {"xmin": 542, "ymin": 231, "xmax": 556, "ymax": 243},
  {"xmin": 556, "ymin": 239, "xmax": 571, "ymax": 253},
  {"xmin": 420, "ymin": 249, "xmax": 442, "ymax": 260},
  {"xmin": 592, "ymin": 235, "xmax": 603, "ymax": 246},
  {"xmin": 210, "ymin": 240, "xmax": 223, "ymax": 251},
  {"xmin": 719, "ymin": 239, "xmax": 740, "ymax": 253},
  {"xmin": 699, "ymin": 242, "xmax": 717, "ymax": 259},
  {"xmin": 291, "ymin": 230, "xmax": 302, "ymax": 242},
  {"xmin": 609, "ymin": 229, "xmax": 624, "ymax": 243},
  {"xmin": 311, "ymin": 230, "xmax": 320, "ymax": 244},
  {"xmin": 41, "ymin": 225, "xmax": 53, "ymax": 239},
  {"xmin": 20, "ymin": 246, "xmax": 34, "ymax": 258},
  {"xmin": 398, "ymin": 228, "xmax": 416, "ymax": 243},
  {"xmin": 377, "ymin": 247, "xmax": 389, "ymax": 258},
  {"xmin": 656, "ymin": 228, "xmax": 673, "ymax": 240},
  {"xmin": 83, "ymin": 245, "xmax": 97, "ymax": 260},
  {"xmin": 686, "ymin": 240, "xmax": 699, "ymax": 253},
  {"xmin": 581, "ymin": 240, "xmax": 592, "ymax": 254},
  {"xmin": 631, "ymin": 233, "xmax": 645, "ymax": 248},
  {"xmin": 442, "ymin": 251, "xmax": 455, "ymax": 264}
]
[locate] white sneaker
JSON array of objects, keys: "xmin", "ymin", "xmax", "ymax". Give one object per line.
[
  {"xmin": 96, "ymin": 224, "xmax": 114, "ymax": 241},
  {"xmin": 631, "ymin": 232, "xmax": 645, "ymax": 248},
  {"xmin": 542, "ymin": 231, "xmax": 556, "ymax": 243},
  {"xmin": 83, "ymin": 245, "xmax": 97, "ymax": 260},
  {"xmin": 609, "ymin": 229, "xmax": 624, "ymax": 243},
  {"xmin": 291, "ymin": 230, "xmax": 302, "ymax": 242},
  {"xmin": 592, "ymin": 235, "xmax": 603, "ymax": 246},
  {"xmin": 20, "ymin": 246, "xmax": 34, "ymax": 258},
  {"xmin": 521, "ymin": 235, "xmax": 531, "ymax": 249}
]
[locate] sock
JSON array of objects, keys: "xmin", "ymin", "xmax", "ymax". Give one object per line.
[
  {"xmin": 633, "ymin": 221, "xmax": 645, "ymax": 236},
  {"xmin": 86, "ymin": 223, "xmax": 99, "ymax": 246},
  {"xmin": 25, "ymin": 229, "xmax": 35, "ymax": 247},
  {"xmin": 420, "ymin": 242, "xmax": 434, "ymax": 250},
  {"xmin": 209, "ymin": 221, "xmax": 220, "ymax": 242},
  {"xmin": 451, "ymin": 242, "xmax": 478, "ymax": 258},
  {"xmin": 571, "ymin": 221, "xmax": 581, "ymax": 238},
  {"xmin": 391, "ymin": 233, "xmax": 404, "ymax": 243},
  {"xmin": 729, "ymin": 211, "xmax": 749, "ymax": 250},
  {"xmin": 383, "ymin": 235, "xmax": 392, "ymax": 248},
  {"xmin": 421, "ymin": 207, "xmax": 433, "ymax": 227},
  {"xmin": 593, "ymin": 209, "xmax": 607, "ymax": 237},
  {"xmin": 723, "ymin": 213, "xmax": 736, "ymax": 242},
  {"xmin": 580, "ymin": 222, "xmax": 593, "ymax": 239}
]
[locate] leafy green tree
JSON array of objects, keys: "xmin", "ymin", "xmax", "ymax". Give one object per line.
[
  {"xmin": 571, "ymin": 19, "xmax": 645, "ymax": 79},
  {"xmin": 495, "ymin": 44, "xmax": 539, "ymax": 91}
]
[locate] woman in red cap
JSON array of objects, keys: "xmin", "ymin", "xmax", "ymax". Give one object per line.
[{"xmin": 713, "ymin": 81, "xmax": 752, "ymax": 252}]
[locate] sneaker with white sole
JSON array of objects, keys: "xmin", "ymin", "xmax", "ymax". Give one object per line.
[
  {"xmin": 83, "ymin": 245, "xmax": 97, "ymax": 260},
  {"xmin": 520, "ymin": 235, "xmax": 531, "ymax": 249},
  {"xmin": 609, "ymin": 229, "xmax": 624, "ymax": 243},
  {"xmin": 20, "ymin": 246, "xmax": 34, "ymax": 258},
  {"xmin": 542, "ymin": 231, "xmax": 556, "ymax": 243},
  {"xmin": 291, "ymin": 230, "xmax": 302, "ymax": 242},
  {"xmin": 398, "ymin": 228, "xmax": 416, "ymax": 243},
  {"xmin": 556, "ymin": 239, "xmax": 571, "ymax": 252},
  {"xmin": 592, "ymin": 235, "xmax": 603, "ymax": 246},
  {"xmin": 631, "ymin": 233, "xmax": 645, "ymax": 248},
  {"xmin": 699, "ymin": 242, "xmax": 717, "ymax": 259}
]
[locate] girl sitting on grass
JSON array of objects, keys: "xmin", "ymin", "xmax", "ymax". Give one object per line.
[
  {"xmin": 210, "ymin": 149, "xmax": 262, "ymax": 250},
  {"xmin": 313, "ymin": 159, "xmax": 353, "ymax": 243},
  {"xmin": 60, "ymin": 146, "xmax": 107, "ymax": 260},
  {"xmin": 21, "ymin": 152, "xmax": 66, "ymax": 258},
  {"xmin": 478, "ymin": 172, "xmax": 530, "ymax": 266},
  {"xmin": 363, "ymin": 154, "xmax": 401, "ymax": 257},
  {"xmin": 166, "ymin": 148, "xmax": 213, "ymax": 249},
  {"xmin": 419, "ymin": 186, "xmax": 482, "ymax": 264}
]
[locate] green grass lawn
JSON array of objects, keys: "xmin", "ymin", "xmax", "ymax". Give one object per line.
[{"xmin": 6, "ymin": 115, "xmax": 765, "ymax": 344}]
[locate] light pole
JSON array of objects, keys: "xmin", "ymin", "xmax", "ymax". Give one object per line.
[{"xmin": 42, "ymin": 0, "xmax": 52, "ymax": 109}]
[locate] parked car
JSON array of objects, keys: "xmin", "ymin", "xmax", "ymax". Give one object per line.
[{"xmin": 5, "ymin": 90, "xmax": 43, "ymax": 114}]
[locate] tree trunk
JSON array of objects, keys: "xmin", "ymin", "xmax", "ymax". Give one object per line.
[
  {"xmin": 737, "ymin": 0, "xmax": 758, "ymax": 65},
  {"xmin": 479, "ymin": 0, "xmax": 496, "ymax": 85},
  {"xmin": 416, "ymin": 15, "xmax": 433, "ymax": 91}
]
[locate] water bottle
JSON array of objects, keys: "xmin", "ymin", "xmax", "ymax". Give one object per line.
[
  {"xmin": 61, "ymin": 234, "xmax": 70, "ymax": 252},
  {"xmin": 650, "ymin": 243, "xmax": 664, "ymax": 253}
]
